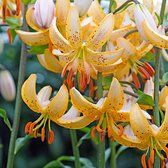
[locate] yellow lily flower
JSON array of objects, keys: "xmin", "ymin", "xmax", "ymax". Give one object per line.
[
  {"xmin": 50, "ymin": 5, "xmax": 123, "ymax": 91},
  {"xmin": 134, "ymin": 4, "xmax": 168, "ymax": 49},
  {"xmin": 57, "ymin": 78, "xmax": 130, "ymax": 141},
  {"xmin": 159, "ymin": 86, "xmax": 168, "ymax": 111},
  {"xmin": 111, "ymin": 100, "xmax": 168, "ymax": 168},
  {"xmin": 21, "ymin": 74, "xmax": 69, "ymax": 144},
  {"xmin": 16, "ymin": 0, "xmax": 70, "ymax": 46}
]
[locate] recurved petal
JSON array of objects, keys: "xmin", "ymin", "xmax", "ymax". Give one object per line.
[
  {"xmin": 130, "ymin": 103, "xmax": 153, "ymax": 141},
  {"xmin": 21, "ymin": 74, "xmax": 41, "ymax": 113},
  {"xmin": 16, "ymin": 30, "xmax": 50, "ymax": 46},
  {"xmin": 49, "ymin": 18, "xmax": 72, "ymax": 52},
  {"xmin": 87, "ymin": 0, "xmax": 105, "ymax": 24},
  {"xmin": 37, "ymin": 49, "xmax": 63, "ymax": 73},
  {"xmin": 26, "ymin": 6, "xmax": 45, "ymax": 32},
  {"xmin": 142, "ymin": 20, "xmax": 168, "ymax": 49},
  {"xmin": 103, "ymin": 78, "xmax": 124, "ymax": 111},
  {"xmin": 45, "ymin": 85, "xmax": 69, "ymax": 121},
  {"xmin": 66, "ymin": 5, "xmax": 82, "ymax": 49},
  {"xmin": 111, "ymin": 111, "xmax": 130, "ymax": 122},
  {"xmin": 159, "ymin": 86, "xmax": 168, "ymax": 109},
  {"xmin": 70, "ymin": 87, "xmax": 100, "ymax": 117},
  {"xmin": 56, "ymin": 106, "xmax": 94, "ymax": 128},
  {"xmin": 85, "ymin": 48, "xmax": 123, "ymax": 66},
  {"xmin": 86, "ymin": 13, "xmax": 114, "ymax": 50},
  {"xmin": 56, "ymin": 0, "xmax": 70, "ymax": 26}
]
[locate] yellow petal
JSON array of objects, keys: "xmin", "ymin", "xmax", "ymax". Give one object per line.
[
  {"xmin": 86, "ymin": 13, "xmax": 114, "ymax": 50},
  {"xmin": 37, "ymin": 49, "xmax": 63, "ymax": 73},
  {"xmin": 103, "ymin": 78, "xmax": 124, "ymax": 111},
  {"xmin": 85, "ymin": 48, "xmax": 123, "ymax": 66},
  {"xmin": 111, "ymin": 123, "xmax": 148, "ymax": 150},
  {"xmin": 16, "ymin": 30, "xmax": 49, "ymax": 46},
  {"xmin": 66, "ymin": 5, "xmax": 82, "ymax": 48},
  {"xmin": 114, "ymin": 11, "xmax": 125, "ymax": 29},
  {"xmin": 49, "ymin": 18, "xmax": 72, "ymax": 52},
  {"xmin": 87, "ymin": 0, "xmax": 105, "ymax": 24},
  {"xmin": 26, "ymin": 6, "xmax": 45, "ymax": 32},
  {"xmin": 56, "ymin": 106, "xmax": 94, "ymax": 129},
  {"xmin": 143, "ymin": 0, "xmax": 154, "ymax": 14},
  {"xmin": 130, "ymin": 103, "xmax": 153, "ymax": 141},
  {"xmin": 56, "ymin": 0, "xmax": 70, "ymax": 26},
  {"xmin": 70, "ymin": 87, "xmax": 100, "ymax": 117},
  {"xmin": 45, "ymin": 85, "xmax": 69, "ymax": 121},
  {"xmin": 21, "ymin": 74, "xmax": 41, "ymax": 113},
  {"xmin": 111, "ymin": 111, "xmax": 130, "ymax": 122},
  {"xmin": 159, "ymin": 86, "xmax": 168, "ymax": 110},
  {"xmin": 142, "ymin": 20, "xmax": 168, "ymax": 49}
]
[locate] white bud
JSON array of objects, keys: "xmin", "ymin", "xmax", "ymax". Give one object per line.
[
  {"xmin": 34, "ymin": 0, "xmax": 55, "ymax": 29},
  {"xmin": 0, "ymin": 70, "xmax": 16, "ymax": 101},
  {"xmin": 74, "ymin": 0, "xmax": 93, "ymax": 17}
]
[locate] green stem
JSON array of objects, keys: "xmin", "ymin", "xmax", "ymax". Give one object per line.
[
  {"xmin": 97, "ymin": 72, "xmax": 105, "ymax": 168},
  {"xmin": 110, "ymin": 142, "xmax": 117, "ymax": 168},
  {"xmin": 109, "ymin": 0, "xmax": 114, "ymax": 13},
  {"xmin": 6, "ymin": 4, "xmax": 28, "ymax": 168},
  {"xmin": 70, "ymin": 130, "xmax": 81, "ymax": 168}
]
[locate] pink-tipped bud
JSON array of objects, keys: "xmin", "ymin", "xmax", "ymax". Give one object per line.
[
  {"xmin": 0, "ymin": 70, "xmax": 16, "ymax": 101},
  {"xmin": 34, "ymin": 0, "xmax": 55, "ymax": 29},
  {"xmin": 74, "ymin": 0, "xmax": 93, "ymax": 17}
]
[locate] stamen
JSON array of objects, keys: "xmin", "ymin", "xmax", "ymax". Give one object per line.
[
  {"xmin": 118, "ymin": 124, "xmax": 124, "ymax": 137},
  {"xmin": 138, "ymin": 67, "xmax": 150, "ymax": 80},
  {"xmin": 161, "ymin": 160, "xmax": 165, "ymax": 168},
  {"xmin": 96, "ymin": 125, "xmax": 104, "ymax": 133},
  {"xmin": 132, "ymin": 71, "xmax": 141, "ymax": 89},
  {"xmin": 25, "ymin": 121, "xmax": 32, "ymax": 134},
  {"xmin": 34, "ymin": 130, "xmax": 38, "ymax": 138},
  {"xmin": 15, "ymin": 0, "xmax": 21, "ymax": 16},
  {"xmin": 99, "ymin": 132, "xmax": 105, "ymax": 142},
  {"xmin": 164, "ymin": 147, "xmax": 168, "ymax": 158},
  {"xmin": 29, "ymin": 122, "xmax": 36, "ymax": 134},
  {"xmin": 148, "ymin": 149, "xmax": 155, "ymax": 168},
  {"xmin": 41, "ymin": 127, "xmax": 45, "ymax": 142},
  {"xmin": 89, "ymin": 79, "xmax": 95, "ymax": 98},
  {"xmin": 61, "ymin": 63, "xmax": 70, "ymax": 78},
  {"xmin": 48, "ymin": 41, "xmax": 53, "ymax": 53},
  {"xmin": 141, "ymin": 154, "xmax": 147, "ymax": 168},
  {"xmin": 2, "ymin": 0, "xmax": 7, "ymax": 22},
  {"xmin": 91, "ymin": 127, "xmax": 97, "ymax": 139},
  {"xmin": 143, "ymin": 62, "xmax": 155, "ymax": 77},
  {"xmin": 48, "ymin": 130, "xmax": 55, "ymax": 144}
]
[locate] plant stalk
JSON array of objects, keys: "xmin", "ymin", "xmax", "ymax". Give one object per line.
[
  {"xmin": 70, "ymin": 130, "xmax": 81, "ymax": 168},
  {"xmin": 97, "ymin": 72, "xmax": 105, "ymax": 168},
  {"xmin": 110, "ymin": 142, "xmax": 117, "ymax": 168},
  {"xmin": 7, "ymin": 4, "xmax": 28, "ymax": 168}
]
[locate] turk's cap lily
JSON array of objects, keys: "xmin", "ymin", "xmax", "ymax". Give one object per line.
[
  {"xmin": 0, "ymin": 70, "xmax": 16, "ymax": 101},
  {"xmin": 74, "ymin": 0, "xmax": 93, "ymax": 17},
  {"xmin": 134, "ymin": 4, "xmax": 168, "ymax": 49},
  {"xmin": 34, "ymin": 0, "xmax": 55, "ymax": 29},
  {"xmin": 22, "ymin": 74, "xmax": 69, "ymax": 144}
]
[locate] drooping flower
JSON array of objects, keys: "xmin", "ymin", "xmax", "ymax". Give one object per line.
[
  {"xmin": 50, "ymin": 5, "xmax": 123, "ymax": 91},
  {"xmin": 0, "ymin": 69, "xmax": 16, "ymax": 101},
  {"xmin": 111, "ymin": 100, "xmax": 168, "ymax": 168},
  {"xmin": 57, "ymin": 78, "xmax": 131, "ymax": 141},
  {"xmin": 134, "ymin": 4, "xmax": 168, "ymax": 49},
  {"xmin": 22, "ymin": 74, "xmax": 69, "ymax": 144}
]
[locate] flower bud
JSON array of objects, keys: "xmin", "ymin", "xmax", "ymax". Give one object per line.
[
  {"xmin": 34, "ymin": 0, "xmax": 55, "ymax": 29},
  {"xmin": 74, "ymin": 0, "xmax": 93, "ymax": 17},
  {"xmin": 0, "ymin": 70, "xmax": 16, "ymax": 101}
]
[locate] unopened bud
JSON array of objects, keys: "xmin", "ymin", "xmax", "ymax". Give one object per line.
[
  {"xmin": 74, "ymin": 0, "xmax": 93, "ymax": 17},
  {"xmin": 34, "ymin": 0, "xmax": 55, "ymax": 29},
  {"xmin": 0, "ymin": 70, "xmax": 16, "ymax": 101}
]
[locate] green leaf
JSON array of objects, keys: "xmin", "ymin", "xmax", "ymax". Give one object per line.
[
  {"xmin": 83, "ymin": 96, "xmax": 94, "ymax": 103},
  {"xmin": 44, "ymin": 156, "xmax": 95, "ymax": 168},
  {"xmin": 102, "ymin": 76, "xmax": 112, "ymax": 90},
  {"xmin": 22, "ymin": 0, "xmax": 32, "ymax": 5},
  {"xmin": 111, "ymin": 0, "xmax": 117, "ymax": 13},
  {"xmin": 6, "ymin": 17, "xmax": 21, "ymax": 29},
  {"xmin": 14, "ymin": 135, "xmax": 38, "ymax": 155},
  {"xmin": 115, "ymin": 2, "xmax": 134, "ymax": 14},
  {"xmin": 155, "ymin": 12, "xmax": 161, "ymax": 26},
  {"xmin": 136, "ymin": 90, "xmax": 154, "ymax": 106},
  {"xmin": 0, "ymin": 108, "xmax": 12, "ymax": 131},
  {"xmin": 142, "ymin": 51, "xmax": 154, "ymax": 62},
  {"xmin": 28, "ymin": 45, "xmax": 48, "ymax": 54},
  {"xmin": 162, "ymin": 72, "xmax": 168, "ymax": 83},
  {"xmin": 105, "ymin": 148, "xmax": 111, "ymax": 162},
  {"xmin": 9, "ymin": 28, "xmax": 17, "ymax": 43}
]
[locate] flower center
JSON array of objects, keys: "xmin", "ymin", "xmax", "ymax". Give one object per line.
[{"xmin": 25, "ymin": 114, "xmax": 54, "ymax": 144}]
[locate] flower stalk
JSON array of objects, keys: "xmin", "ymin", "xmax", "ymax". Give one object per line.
[{"xmin": 6, "ymin": 4, "xmax": 28, "ymax": 168}]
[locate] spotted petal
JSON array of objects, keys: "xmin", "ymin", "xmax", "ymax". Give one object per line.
[
  {"xmin": 45, "ymin": 85, "xmax": 69, "ymax": 121},
  {"xmin": 21, "ymin": 74, "xmax": 41, "ymax": 113},
  {"xmin": 37, "ymin": 49, "xmax": 63, "ymax": 73},
  {"xmin": 66, "ymin": 5, "xmax": 82, "ymax": 49},
  {"xmin": 86, "ymin": 13, "xmax": 114, "ymax": 50},
  {"xmin": 85, "ymin": 48, "xmax": 123, "ymax": 66},
  {"xmin": 16, "ymin": 30, "xmax": 49, "ymax": 46}
]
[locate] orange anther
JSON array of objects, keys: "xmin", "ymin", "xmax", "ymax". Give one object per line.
[
  {"xmin": 24, "ymin": 121, "xmax": 32, "ymax": 134},
  {"xmin": 138, "ymin": 66, "xmax": 150, "ymax": 80},
  {"xmin": 107, "ymin": 126, "xmax": 112, "ymax": 138},
  {"xmin": 29, "ymin": 122, "xmax": 36, "ymax": 134},
  {"xmin": 48, "ymin": 130, "xmax": 55, "ymax": 144},
  {"xmin": 150, "ymin": 48, "xmax": 154, "ymax": 54},
  {"xmin": 164, "ymin": 147, "xmax": 168, "ymax": 158},
  {"xmin": 99, "ymin": 133, "xmax": 105, "ymax": 142},
  {"xmin": 96, "ymin": 125, "xmax": 104, "ymax": 133},
  {"xmin": 132, "ymin": 71, "xmax": 141, "ymax": 89},
  {"xmin": 41, "ymin": 127, "xmax": 45, "ymax": 142},
  {"xmin": 118, "ymin": 124, "xmax": 124, "ymax": 137},
  {"xmin": 15, "ymin": 0, "xmax": 21, "ymax": 16},
  {"xmin": 143, "ymin": 62, "xmax": 155, "ymax": 77},
  {"xmin": 149, "ymin": 150, "xmax": 155, "ymax": 164},
  {"xmin": 34, "ymin": 130, "xmax": 38, "ymax": 138},
  {"xmin": 89, "ymin": 79, "xmax": 95, "ymax": 98},
  {"xmin": 161, "ymin": 160, "xmax": 166, "ymax": 168},
  {"xmin": 141, "ymin": 154, "xmax": 147, "ymax": 168},
  {"xmin": 48, "ymin": 41, "xmax": 53, "ymax": 53},
  {"xmin": 91, "ymin": 127, "xmax": 97, "ymax": 139}
]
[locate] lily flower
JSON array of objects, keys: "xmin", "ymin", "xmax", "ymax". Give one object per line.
[
  {"xmin": 16, "ymin": 0, "xmax": 70, "ymax": 46},
  {"xmin": 50, "ymin": 5, "xmax": 124, "ymax": 91},
  {"xmin": 21, "ymin": 74, "xmax": 69, "ymax": 144},
  {"xmin": 57, "ymin": 78, "xmax": 130, "ymax": 140},
  {"xmin": 159, "ymin": 86, "xmax": 168, "ymax": 111},
  {"xmin": 111, "ymin": 100, "xmax": 168, "ymax": 168},
  {"xmin": 134, "ymin": 4, "xmax": 168, "ymax": 49}
]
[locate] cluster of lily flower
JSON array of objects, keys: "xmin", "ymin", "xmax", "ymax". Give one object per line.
[{"xmin": 2, "ymin": 0, "xmax": 168, "ymax": 167}]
